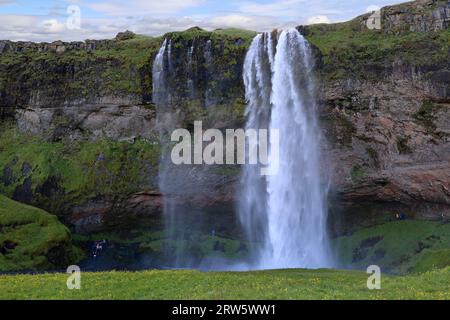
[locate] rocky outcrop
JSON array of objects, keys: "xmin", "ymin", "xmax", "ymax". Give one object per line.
[
  {"xmin": 16, "ymin": 104, "xmax": 158, "ymax": 142},
  {"xmin": 313, "ymin": 1, "xmax": 450, "ymax": 221},
  {"xmin": 0, "ymin": 39, "xmax": 115, "ymax": 54},
  {"xmin": 69, "ymin": 191, "xmax": 163, "ymax": 234},
  {"xmin": 381, "ymin": 0, "xmax": 450, "ymax": 33}
]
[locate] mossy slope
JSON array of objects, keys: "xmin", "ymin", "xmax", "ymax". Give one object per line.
[
  {"xmin": 334, "ymin": 220, "xmax": 450, "ymax": 274},
  {"xmin": 0, "ymin": 195, "xmax": 82, "ymax": 272}
]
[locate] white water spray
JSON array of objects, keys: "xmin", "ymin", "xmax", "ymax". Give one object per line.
[{"xmin": 240, "ymin": 29, "xmax": 331, "ymax": 269}]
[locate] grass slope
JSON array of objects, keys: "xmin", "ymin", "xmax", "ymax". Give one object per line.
[
  {"xmin": 334, "ymin": 220, "xmax": 450, "ymax": 274},
  {"xmin": 0, "ymin": 268, "xmax": 449, "ymax": 300},
  {"xmin": 0, "ymin": 195, "xmax": 82, "ymax": 271}
]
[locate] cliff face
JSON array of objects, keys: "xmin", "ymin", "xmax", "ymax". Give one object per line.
[
  {"xmin": 0, "ymin": 28, "xmax": 254, "ymax": 232},
  {"xmin": 302, "ymin": 0, "xmax": 450, "ymax": 226},
  {"xmin": 0, "ymin": 0, "xmax": 448, "ymax": 232}
]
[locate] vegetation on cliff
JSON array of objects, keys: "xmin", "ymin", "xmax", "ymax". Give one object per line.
[
  {"xmin": 0, "ymin": 123, "xmax": 161, "ymax": 216},
  {"xmin": 0, "ymin": 195, "xmax": 82, "ymax": 271},
  {"xmin": 305, "ymin": 25, "xmax": 449, "ymax": 81}
]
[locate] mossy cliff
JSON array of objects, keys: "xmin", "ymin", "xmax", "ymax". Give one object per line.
[
  {"xmin": 0, "ymin": 0, "xmax": 449, "ymax": 235},
  {"xmin": 0, "ymin": 28, "xmax": 255, "ymax": 233}
]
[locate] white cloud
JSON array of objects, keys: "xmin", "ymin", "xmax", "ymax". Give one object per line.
[
  {"xmin": 42, "ymin": 19, "xmax": 66, "ymax": 33},
  {"xmin": 306, "ymin": 15, "xmax": 330, "ymax": 25},
  {"xmin": 205, "ymin": 14, "xmax": 280, "ymax": 31},
  {"xmin": 366, "ymin": 5, "xmax": 381, "ymax": 13},
  {"xmin": 238, "ymin": 0, "xmax": 307, "ymax": 18},
  {"xmin": 87, "ymin": 0, "xmax": 203, "ymax": 16}
]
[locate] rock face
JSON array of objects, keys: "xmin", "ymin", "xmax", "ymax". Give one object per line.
[
  {"xmin": 16, "ymin": 104, "xmax": 158, "ymax": 142},
  {"xmin": 381, "ymin": 0, "xmax": 450, "ymax": 33},
  {"xmin": 309, "ymin": 0, "xmax": 450, "ymax": 226},
  {"xmin": 0, "ymin": 0, "xmax": 448, "ymax": 232}
]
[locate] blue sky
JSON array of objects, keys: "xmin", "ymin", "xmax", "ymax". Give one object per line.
[{"xmin": 0, "ymin": 0, "xmax": 407, "ymax": 41}]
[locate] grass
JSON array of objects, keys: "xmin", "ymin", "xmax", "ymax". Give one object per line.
[
  {"xmin": 333, "ymin": 220, "xmax": 450, "ymax": 274},
  {"xmin": 0, "ymin": 195, "xmax": 82, "ymax": 271},
  {"xmin": 0, "ymin": 267, "xmax": 448, "ymax": 300}
]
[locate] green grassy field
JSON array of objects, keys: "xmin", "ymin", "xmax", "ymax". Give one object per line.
[{"xmin": 0, "ymin": 267, "xmax": 449, "ymax": 300}]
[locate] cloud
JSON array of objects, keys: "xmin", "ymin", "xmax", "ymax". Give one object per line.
[
  {"xmin": 0, "ymin": 0, "xmax": 410, "ymax": 42},
  {"xmin": 306, "ymin": 15, "xmax": 330, "ymax": 25},
  {"xmin": 205, "ymin": 14, "xmax": 284, "ymax": 31},
  {"xmin": 42, "ymin": 19, "xmax": 66, "ymax": 33},
  {"xmin": 87, "ymin": 0, "xmax": 203, "ymax": 16},
  {"xmin": 366, "ymin": 5, "xmax": 381, "ymax": 13},
  {"xmin": 238, "ymin": 0, "xmax": 307, "ymax": 18}
]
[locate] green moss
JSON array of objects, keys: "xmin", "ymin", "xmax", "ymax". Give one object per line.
[
  {"xmin": 0, "ymin": 35, "xmax": 162, "ymax": 103},
  {"xmin": 211, "ymin": 166, "xmax": 241, "ymax": 177},
  {"xmin": 350, "ymin": 165, "xmax": 365, "ymax": 181},
  {"xmin": 413, "ymin": 101, "xmax": 440, "ymax": 133},
  {"xmin": 0, "ymin": 124, "xmax": 161, "ymax": 213},
  {"xmin": 333, "ymin": 220, "xmax": 450, "ymax": 274},
  {"xmin": 0, "ymin": 195, "xmax": 82, "ymax": 271},
  {"xmin": 232, "ymin": 98, "xmax": 247, "ymax": 124},
  {"xmin": 166, "ymin": 28, "xmax": 256, "ymax": 46}
]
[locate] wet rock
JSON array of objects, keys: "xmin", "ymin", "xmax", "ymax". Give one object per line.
[
  {"xmin": 12, "ymin": 177, "xmax": 33, "ymax": 204},
  {"xmin": 371, "ymin": 248, "xmax": 386, "ymax": 262},
  {"xmin": 0, "ymin": 240, "xmax": 17, "ymax": 255},
  {"xmin": 21, "ymin": 162, "xmax": 32, "ymax": 176},
  {"xmin": 1, "ymin": 165, "xmax": 13, "ymax": 186},
  {"xmin": 213, "ymin": 241, "xmax": 226, "ymax": 252},
  {"xmin": 46, "ymin": 245, "xmax": 72, "ymax": 266},
  {"xmin": 352, "ymin": 247, "xmax": 368, "ymax": 263}
]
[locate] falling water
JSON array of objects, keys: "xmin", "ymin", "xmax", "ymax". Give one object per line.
[
  {"xmin": 152, "ymin": 38, "xmax": 231, "ymax": 269},
  {"xmin": 240, "ymin": 29, "xmax": 331, "ymax": 269},
  {"xmin": 153, "ymin": 39, "xmax": 182, "ymax": 266},
  {"xmin": 187, "ymin": 43, "xmax": 196, "ymax": 99}
]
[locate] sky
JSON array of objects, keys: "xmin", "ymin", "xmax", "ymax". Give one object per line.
[{"xmin": 0, "ymin": 0, "xmax": 408, "ymax": 42}]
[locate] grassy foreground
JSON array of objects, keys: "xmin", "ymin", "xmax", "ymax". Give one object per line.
[{"xmin": 1, "ymin": 268, "xmax": 449, "ymax": 300}]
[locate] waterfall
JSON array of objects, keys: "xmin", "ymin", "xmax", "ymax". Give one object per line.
[
  {"xmin": 187, "ymin": 42, "xmax": 196, "ymax": 99},
  {"xmin": 153, "ymin": 39, "xmax": 167, "ymax": 106},
  {"xmin": 152, "ymin": 38, "xmax": 220, "ymax": 268},
  {"xmin": 153, "ymin": 39, "xmax": 182, "ymax": 266},
  {"xmin": 240, "ymin": 29, "xmax": 331, "ymax": 269}
]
